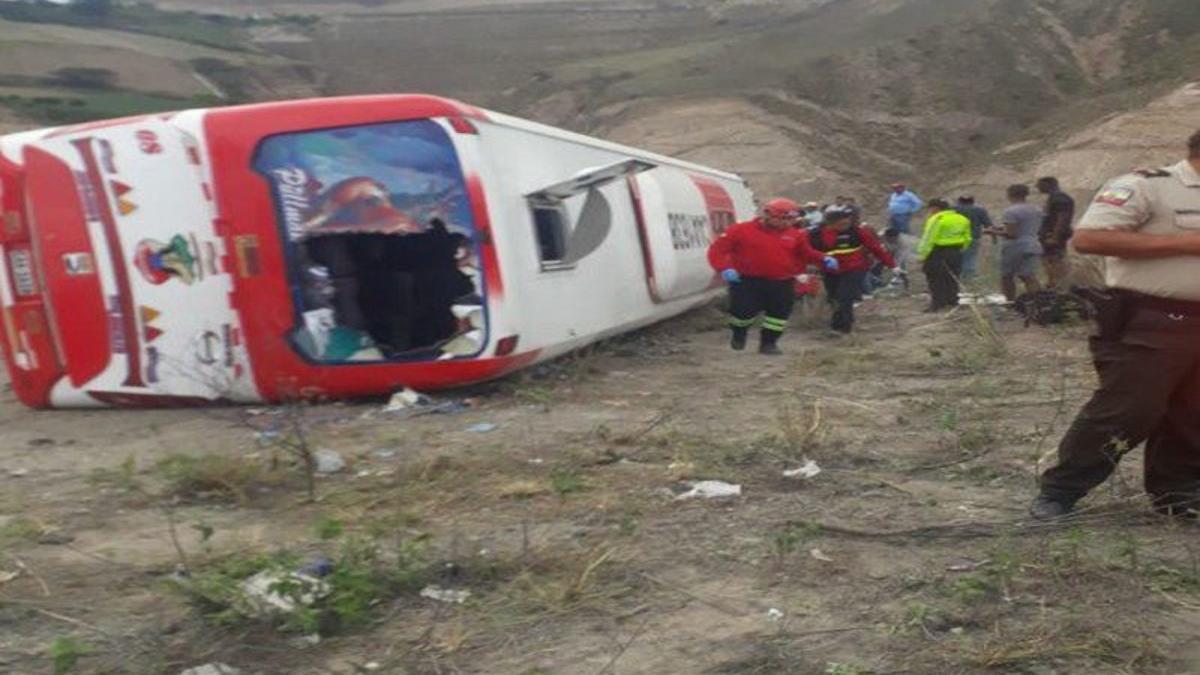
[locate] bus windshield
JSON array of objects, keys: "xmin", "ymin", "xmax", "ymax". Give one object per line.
[{"xmin": 253, "ymin": 120, "xmax": 485, "ymax": 363}]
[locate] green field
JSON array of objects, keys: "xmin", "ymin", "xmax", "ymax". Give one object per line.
[{"xmin": 0, "ymin": 86, "xmax": 218, "ymax": 125}]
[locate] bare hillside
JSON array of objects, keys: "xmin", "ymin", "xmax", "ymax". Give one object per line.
[
  {"xmin": 234, "ymin": 0, "xmax": 1200, "ymax": 211},
  {"xmin": 954, "ymin": 82, "xmax": 1200, "ymax": 203},
  {"xmin": 6, "ymin": 0, "xmax": 1197, "ymax": 206}
]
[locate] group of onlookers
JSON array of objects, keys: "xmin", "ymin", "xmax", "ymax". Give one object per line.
[
  {"xmin": 704, "ymin": 177, "xmax": 1078, "ymax": 351},
  {"xmin": 711, "ymin": 128, "xmax": 1200, "ymax": 533},
  {"xmin": 884, "ymin": 178, "xmax": 1077, "ymax": 308}
]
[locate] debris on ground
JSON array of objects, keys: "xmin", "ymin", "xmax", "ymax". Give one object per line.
[
  {"xmin": 298, "ymin": 558, "xmax": 334, "ymax": 578},
  {"xmin": 810, "ymin": 548, "xmax": 834, "ymax": 562},
  {"xmin": 384, "ymin": 387, "xmax": 428, "ymax": 412},
  {"xmin": 958, "ymin": 293, "xmax": 1009, "ymax": 306},
  {"xmin": 179, "ymin": 664, "xmax": 240, "ymax": 675},
  {"xmin": 466, "ymin": 422, "xmax": 498, "ymax": 433},
  {"xmin": 0, "ymin": 569, "xmax": 19, "ymax": 584},
  {"xmin": 783, "ymin": 459, "xmax": 822, "ymax": 479},
  {"xmin": 289, "ymin": 633, "xmax": 321, "ymax": 648},
  {"xmin": 674, "ymin": 481, "xmax": 742, "ymax": 501},
  {"xmin": 372, "ymin": 388, "xmax": 471, "ymax": 419},
  {"xmin": 314, "ymin": 449, "xmax": 346, "ymax": 474},
  {"xmin": 766, "ymin": 608, "xmax": 785, "ymax": 622},
  {"xmin": 420, "ymin": 585, "xmax": 472, "ymax": 604},
  {"xmin": 240, "ymin": 570, "xmax": 330, "ymax": 615},
  {"xmin": 373, "ymin": 448, "xmax": 398, "ymax": 460},
  {"xmin": 946, "ymin": 558, "xmax": 989, "ymax": 572},
  {"xmin": 254, "ymin": 430, "xmax": 282, "ymax": 446}
]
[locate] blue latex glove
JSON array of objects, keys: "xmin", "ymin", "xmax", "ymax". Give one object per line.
[
  {"xmin": 823, "ymin": 256, "xmax": 840, "ymax": 272},
  {"xmin": 721, "ymin": 268, "xmax": 741, "ymax": 284}
]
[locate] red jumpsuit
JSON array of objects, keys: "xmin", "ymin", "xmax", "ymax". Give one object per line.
[{"xmin": 707, "ymin": 219, "xmax": 826, "ymax": 343}]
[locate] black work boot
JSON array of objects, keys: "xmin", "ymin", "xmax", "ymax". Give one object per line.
[
  {"xmin": 730, "ymin": 328, "xmax": 748, "ymax": 351},
  {"xmin": 1029, "ymin": 494, "xmax": 1074, "ymax": 521},
  {"xmin": 759, "ymin": 332, "xmax": 782, "ymax": 355}
]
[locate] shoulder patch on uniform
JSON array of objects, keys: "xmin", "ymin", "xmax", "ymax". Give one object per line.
[
  {"xmin": 1134, "ymin": 168, "xmax": 1172, "ymax": 179},
  {"xmin": 1095, "ymin": 187, "xmax": 1134, "ymax": 206}
]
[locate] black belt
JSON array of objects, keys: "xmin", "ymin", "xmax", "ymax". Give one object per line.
[{"xmin": 1115, "ymin": 289, "xmax": 1200, "ymax": 317}]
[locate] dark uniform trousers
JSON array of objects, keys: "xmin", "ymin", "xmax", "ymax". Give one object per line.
[
  {"xmin": 1040, "ymin": 308, "xmax": 1200, "ymax": 506},
  {"xmin": 823, "ymin": 270, "xmax": 867, "ymax": 333},
  {"xmin": 729, "ymin": 277, "xmax": 795, "ymax": 344},
  {"xmin": 923, "ymin": 245, "xmax": 963, "ymax": 310}
]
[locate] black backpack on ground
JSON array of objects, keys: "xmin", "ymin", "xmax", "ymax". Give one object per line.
[{"xmin": 1013, "ymin": 289, "xmax": 1095, "ymax": 326}]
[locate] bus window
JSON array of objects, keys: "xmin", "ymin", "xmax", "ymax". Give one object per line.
[
  {"xmin": 254, "ymin": 120, "xmax": 485, "ymax": 363},
  {"xmin": 531, "ymin": 201, "xmax": 568, "ymax": 267}
]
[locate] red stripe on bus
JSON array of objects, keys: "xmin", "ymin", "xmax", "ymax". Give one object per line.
[
  {"xmin": 466, "ymin": 174, "xmax": 503, "ymax": 299},
  {"xmin": 71, "ymin": 138, "xmax": 144, "ymax": 387},
  {"xmin": 626, "ymin": 175, "xmax": 662, "ymax": 303}
]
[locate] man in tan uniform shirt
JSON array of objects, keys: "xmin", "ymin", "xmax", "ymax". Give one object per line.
[{"xmin": 1032, "ymin": 130, "xmax": 1200, "ymax": 519}]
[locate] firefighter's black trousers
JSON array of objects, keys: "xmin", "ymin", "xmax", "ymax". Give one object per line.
[
  {"xmin": 728, "ymin": 277, "xmax": 795, "ymax": 342},
  {"xmin": 823, "ymin": 270, "xmax": 867, "ymax": 333}
]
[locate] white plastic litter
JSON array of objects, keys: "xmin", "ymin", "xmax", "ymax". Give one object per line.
[
  {"xmin": 0, "ymin": 570, "xmax": 19, "ymax": 584},
  {"xmin": 675, "ymin": 481, "xmax": 742, "ymax": 500},
  {"xmin": 314, "ymin": 449, "xmax": 345, "ymax": 474},
  {"xmin": 180, "ymin": 664, "xmax": 241, "ymax": 675},
  {"xmin": 420, "ymin": 585, "xmax": 472, "ymax": 604},
  {"xmin": 766, "ymin": 608, "xmax": 785, "ymax": 622},
  {"xmin": 289, "ymin": 633, "xmax": 321, "ymax": 648},
  {"xmin": 384, "ymin": 387, "xmax": 427, "ymax": 413},
  {"xmin": 958, "ymin": 293, "xmax": 1009, "ymax": 306},
  {"xmin": 783, "ymin": 459, "xmax": 822, "ymax": 480},
  {"xmin": 240, "ymin": 571, "xmax": 330, "ymax": 615},
  {"xmin": 809, "ymin": 548, "xmax": 834, "ymax": 562},
  {"xmin": 466, "ymin": 422, "xmax": 498, "ymax": 433}
]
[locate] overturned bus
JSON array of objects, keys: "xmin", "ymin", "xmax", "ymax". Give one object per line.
[{"xmin": 0, "ymin": 95, "xmax": 755, "ymax": 408}]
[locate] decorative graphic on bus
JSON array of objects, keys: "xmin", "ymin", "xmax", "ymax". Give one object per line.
[
  {"xmin": 253, "ymin": 120, "xmax": 485, "ymax": 364},
  {"xmin": 303, "ymin": 176, "xmax": 423, "ymax": 236},
  {"xmin": 133, "ymin": 235, "xmax": 197, "ymax": 285}
]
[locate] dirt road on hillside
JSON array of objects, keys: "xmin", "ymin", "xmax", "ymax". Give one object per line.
[{"xmin": 4, "ymin": 283, "xmax": 1200, "ymax": 674}]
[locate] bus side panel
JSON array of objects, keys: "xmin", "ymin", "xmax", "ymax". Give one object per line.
[
  {"xmin": 475, "ymin": 121, "xmax": 719, "ymax": 358},
  {"xmin": 630, "ymin": 170, "xmax": 740, "ymax": 303}
]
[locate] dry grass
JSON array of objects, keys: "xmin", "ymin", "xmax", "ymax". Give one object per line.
[{"xmin": 155, "ymin": 453, "xmax": 278, "ymax": 503}]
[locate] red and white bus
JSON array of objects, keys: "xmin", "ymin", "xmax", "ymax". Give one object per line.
[{"xmin": 0, "ymin": 95, "xmax": 754, "ymax": 408}]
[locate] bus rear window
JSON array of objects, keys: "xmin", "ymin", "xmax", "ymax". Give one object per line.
[{"xmin": 254, "ymin": 120, "xmax": 485, "ymax": 363}]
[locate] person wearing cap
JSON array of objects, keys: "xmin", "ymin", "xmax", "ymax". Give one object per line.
[
  {"xmin": 810, "ymin": 206, "xmax": 896, "ymax": 333},
  {"xmin": 917, "ymin": 198, "xmax": 972, "ymax": 311},
  {"xmin": 955, "ymin": 195, "xmax": 993, "ymax": 281},
  {"xmin": 1031, "ymin": 129, "xmax": 1200, "ymax": 520},
  {"xmin": 707, "ymin": 198, "xmax": 839, "ymax": 354},
  {"xmin": 802, "ymin": 202, "xmax": 824, "ymax": 228},
  {"xmin": 887, "ymin": 183, "xmax": 924, "ymax": 235}
]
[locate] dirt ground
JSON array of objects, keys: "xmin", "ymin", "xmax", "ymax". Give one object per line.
[{"xmin": 4, "ymin": 277, "xmax": 1200, "ymax": 675}]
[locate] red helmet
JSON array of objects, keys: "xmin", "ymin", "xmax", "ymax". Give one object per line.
[{"xmin": 762, "ymin": 198, "xmax": 801, "ymax": 219}]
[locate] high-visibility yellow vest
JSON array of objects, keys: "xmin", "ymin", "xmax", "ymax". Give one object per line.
[{"xmin": 918, "ymin": 210, "xmax": 972, "ymax": 259}]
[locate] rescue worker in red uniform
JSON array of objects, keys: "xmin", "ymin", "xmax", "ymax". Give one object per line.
[
  {"xmin": 810, "ymin": 206, "xmax": 896, "ymax": 334},
  {"xmin": 708, "ymin": 198, "xmax": 837, "ymax": 354}
]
